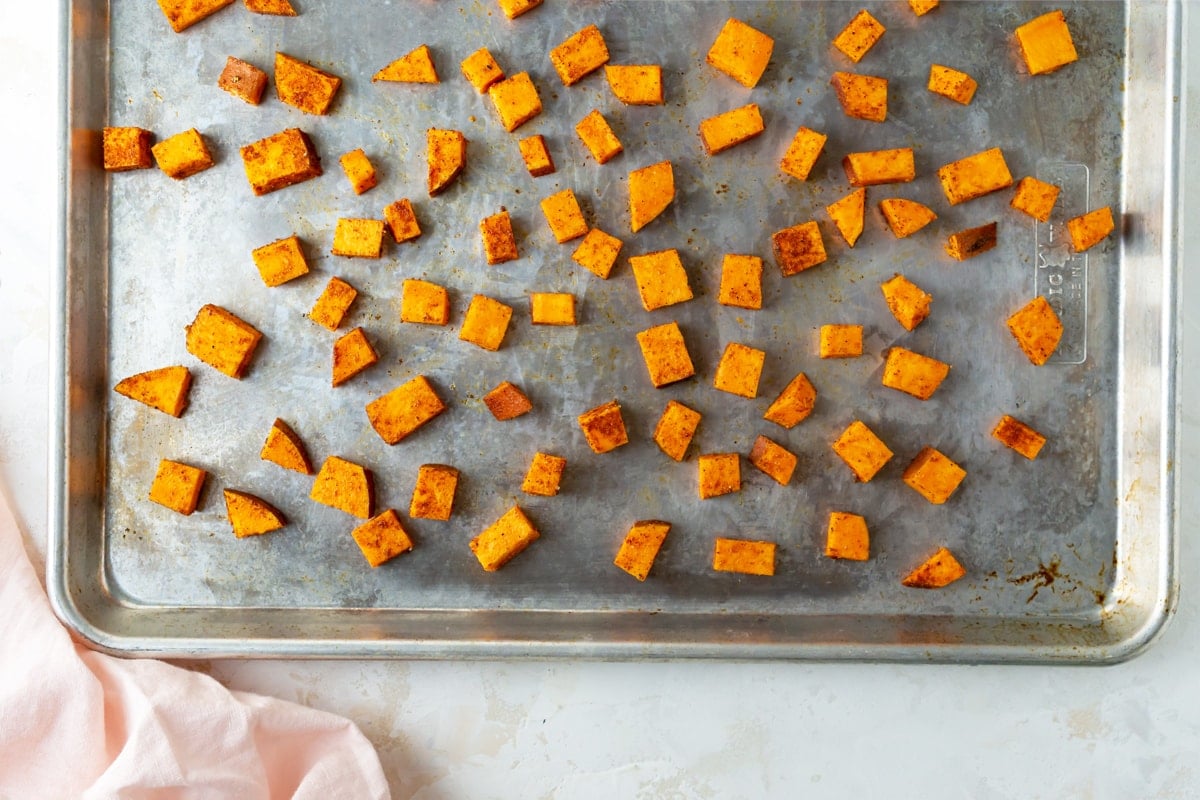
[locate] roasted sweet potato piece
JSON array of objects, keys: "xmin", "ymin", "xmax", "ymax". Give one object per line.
[
  {"xmin": 459, "ymin": 295, "xmax": 514, "ymax": 351},
  {"xmin": 185, "ymin": 304, "xmax": 262, "ymax": 379},
  {"xmin": 614, "ymin": 520, "xmax": 670, "ymax": 581},
  {"xmin": 310, "ymin": 455, "xmax": 374, "ymax": 518},
  {"xmin": 352, "ymin": 510, "xmax": 415, "ymax": 567},
  {"xmin": 944, "ymin": 222, "xmax": 998, "ymax": 261},
  {"xmin": 223, "ymin": 489, "xmax": 286, "ymax": 537},
  {"xmin": 699, "ymin": 104, "xmax": 764, "ymax": 155},
  {"xmin": 339, "ymin": 149, "xmax": 377, "ymax": 195},
  {"xmin": 629, "ymin": 160, "xmax": 674, "ymax": 232},
  {"xmin": 461, "ymin": 47, "xmax": 505, "ymax": 93},
  {"xmin": 1015, "ymin": 10, "xmax": 1078, "ymax": 76},
  {"xmin": 274, "ymin": 52, "xmax": 341, "ymax": 115},
  {"xmin": 706, "ymin": 18, "xmax": 774, "ymax": 88},
  {"xmin": 481, "ymin": 209, "xmax": 519, "ymax": 264},
  {"xmin": 103, "ymin": 127, "xmax": 154, "ymax": 171},
  {"xmin": 373, "ymin": 44, "xmax": 439, "ymax": 83},
  {"xmin": 763, "ymin": 373, "xmax": 816, "ymax": 429},
  {"xmin": 843, "ymin": 148, "xmax": 915, "ymax": 186},
  {"xmin": 540, "ymin": 189, "xmax": 588, "ymax": 243},
  {"xmin": 713, "ymin": 342, "xmax": 765, "ymax": 399},
  {"xmin": 427, "ymin": 129, "xmax": 466, "ymax": 196},
  {"xmin": 938, "ymin": 148, "xmax": 1013, "ymax": 205},
  {"xmin": 577, "ymin": 400, "xmax": 628, "ymax": 453},
  {"xmin": 488, "ymin": 72, "xmax": 543, "ymax": 132},
  {"xmin": 718, "ymin": 254, "xmax": 763, "ymax": 310},
  {"xmin": 928, "ymin": 64, "xmax": 977, "ymax": 105},
  {"xmin": 157, "ymin": 0, "xmax": 234, "ymax": 32},
  {"xmin": 832, "ymin": 420, "xmax": 892, "ymax": 482},
  {"xmin": 309, "ymin": 276, "xmax": 357, "ymax": 330},
  {"xmin": 572, "ymin": 228, "xmax": 622, "ymax": 278},
  {"xmin": 903, "ymin": 447, "xmax": 966, "ymax": 504},
  {"xmin": 629, "ymin": 249, "xmax": 693, "ymax": 311},
  {"xmin": 833, "ymin": 9, "xmax": 885, "ymax": 63},
  {"xmin": 149, "ymin": 460, "xmax": 207, "ymax": 515},
  {"xmin": 825, "ymin": 512, "xmax": 869, "ymax": 561},
  {"xmin": 605, "ymin": 65, "xmax": 663, "ymax": 105},
  {"xmin": 772, "ymin": 221, "xmax": 827, "ymax": 276},
  {"xmin": 331, "ymin": 327, "xmax": 378, "ymax": 387},
  {"xmin": 400, "ymin": 279, "xmax": 449, "ymax": 325},
  {"xmin": 251, "ymin": 235, "xmax": 308, "ymax": 287},
  {"xmin": 879, "ymin": 198, "xmax": 937, "ymax": 238},
  {"xmin": 114, "ymin": 366, "xmax": 192, "ymax": 417},
  {"xmin": 909, "ymin": 0, "xmax": 938, "ymax": 15},
  {"xmin": 831, "ymin": 71, "xmax": 887, "ymax": 122},
  {"xmin": 712, "ymin": 538, "xmax": 775, "ymax": 576},
  {"xmin": 636, "ymin": 321, "xmax": 695, "ymax": 388},
  {"xmin": 748, "ymin": 434, "xmax": 797, "ymax": 486},
  {"xmin": 779, "ymin": 126, "xmax": 827, "ymax": 181},
  {"xmin": 518, "ymin": 134, "xmax": 555, "ymax": 177},
  {"xmin": 240, "ymin": 128, "xmax": 322, "ymax": 196},
  {"xmin": 698, "ymin": 453, "xmax": 741, "ymax": 499},
  {"xmin": 549, "ymin": 24, "xmax": 610, "ymax": 85},
  {"xmin": 1006, "ymin": 296, "xmax": 1062, "ymax": 365},
  {"xmin": 366, "ymin": 376, "xmax": 447, "ymax": 444},
  {"xmin": 576, "ymin": 109, "xmax": 623, "ymax": 164},
  {"xmin": 483, "ymin": 381, "xmax": 532, "ymax": 421},
  {"xmin": 521, "ymin": 452, "xmax": 567, "ymax": 497},
  {"xmin": 882, "ymin": 347, "xmax": 950, "ymax": 400},
  {"xmin": 332, "ymin": 218, "xmax": 384, "ymax": 259},
  {"xmin": 152, "ymin": 129, "xmax": 214, "ymax": 179},
  {"xmin": 992, "ymin": 414, "xmax": 1047, "ymax": 460},
  {"xmin": 653, "ymin": 400, "xmax": 700, "ymax": 462},
  {"xmin": 384, "ymin": 198, "xmax": 422, "ymax": 243},
  {"xmin": 410, "ymin": 464, "xmax": 459, "ymax": 521},
  {"xmin": 1011, "ymin": 177, "xmax": 1060, "ymax": 222},
  {"xmin": 260, "ymin": 418, "xmax": 313, "ymax": 475},
  {"xmin": 880, "ymin": 274, "xmax": 932, "ymax": 331},
  {"xmin": 470, "ymin": 506, "xmax": 540, "ymax": 571},
  {"xmin": 497, "ymin": 0, "xmax": 541, "ymax": 19},
  {"xmin": 218, "ymin": 56, "xmax": 268, "ymax": 105},
  {"xmin": 902, "ymin": 547, "xmax": 966, "ymax": 588},
  {"xmin": 826, "ymin": 188, "xmax": 865, "ymax": 247},
  {"xmin": 530, "ymin": 293, "xmax": 576, "ymax": 326},
  {"xmin": 819, "ymin": 324, "xmax": 863, "ymax": 359},
  {"xmin": 1066, "ymin": 206, "xmax": 1115, "ymax": 252},
  {"xmin": 245, "ymin": 0, "xmax": 296, "ymax": 14}
]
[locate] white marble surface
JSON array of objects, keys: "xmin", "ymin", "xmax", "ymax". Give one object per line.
[{"xmin": 3, "ymin": 3, "xmax": 1198, "ymax": 798}]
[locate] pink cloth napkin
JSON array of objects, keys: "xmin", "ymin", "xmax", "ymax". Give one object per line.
[{"xmin": 0, "ymin": 487, "xmax": 391, "ymax": 800}]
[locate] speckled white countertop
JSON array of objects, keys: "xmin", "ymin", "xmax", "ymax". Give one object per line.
[{"xmin": 3, "ymin": 3, "xmax": 1197, "ymax": 798}]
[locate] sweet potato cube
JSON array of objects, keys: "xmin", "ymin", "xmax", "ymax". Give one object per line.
[
  {"xmin": 636, "ymin": 321, "xmax": 695, "ymax": 388},
  {"xmin": 488, "ymin": 72, "xmax": 542, "ymax": 132},
  {"xmin": 218, "ymin": 56, "xmax": 268, "ymax": 105},
  {"xmin": 825, "ymin": 512, "xmax": 869, "ymax": 561},
  {"xmin": 826, "ymin": 188, "xmax": 865, "ymax": 247},
  {"xmin": 833, "ymin": 10, "xmax": 885, "ymax": 63},
  {"xmin": 706, "ymin": 18, "xmax": 774, "ymax": 88},
  {"xmin": 903, "ymin": 447, "xmax": 966, "ymax": 504},
  {"xmin": 1067, "ymin": 206, "xmax": 1115, "ymax": 252},
  {"xmin": 748, "ymin": 435, "xmax": 797, "ymax": 486},
  {"xmin": 332, "ymin": 218, "xmax": 384, "ymax": 258},
  {"xmin": 880, "ymin": 274, "xmax": 932, "ymax": 331},
  {"xmin": 550, "ymin": 24, "xmax": 610, "ymax": 85},
  {"xmin": 275, "ymin": 52, "xmax": 341, "ymax": 115},
  {"xmin": 461, "ymin": 47, "xmax": 504, "ymax": 93},
  {"xmin": 712, "ymin": 538, "xmax": 775, "ymax": 575},
  {"xmin": 763, "ymin": 372, "xmax": 816, "ymax": 429},
  {"xmin": 521, "ymin": 452, "xmax": 567, "ymax": 497},
  {"xmin": 1010, "ymin": 177, "xmax": 1060, "ymax": 222},
  {"xmin": 240, "ymin": 128, "xmax": 322, "ymax": 196},
  {"xmin": 251, "ymin": 235, "xmax": 308, "ymax": 287},
  {"xmin": 497, "ymin": 0, "xmax": 541, "ymax": 19},
  {"xmin": 605, "ymin": 65, "xmax": 663, "ymax": 105},
  {"xmin": 698, "ymin": 453, "xmax": 741, "ymax": 499},
  {"xmin": 831, "ymin": 72, "xmax": 887, "ymax": 122},
  {"xmin": 879, "ymin": 198, "xmax": 937, "ymax": 238},
  {"xmin": 779, "ymin": 126, "xmax": 827, "ymax": 181},
  {"xmin": 114, "ymin": 365, "xmax": 192, "ymax": 417},
  {"xmin": 1015, "ymin": 10, "xmax": 1078, "ymax": 76},
  {"xmin": 614, "ymin": 520, "xmax": 670, "ymax": 581},
  {"xmin": 410, "ymin": 464, "xmax": 459, "ymax": 521},
  {"xmin": 260, "ymin": 418, "xmax": 312, "ymax": 475},
  {"xmin": 902, "ymin": 547, "xmax": 966, "ymax": 588},
  {"xmin": 718, "ymin": 254, "xmax": 763, "ymax": 310},
  {"xmin": 223, "ymin": 490, "xmax": 285, "ymax": 537},
  {"xmin": 540, "ymin": 190, "xmax": 588, "ymax": 243},
  {"xmin": 365, "ymin": 375, "xmax": 447, "ymax": 445},
  {"xmin": 185, "ymin": 304, "xmax": 262, "ymax": 379},
  {"xmin": 713, "ymin": 342, "xmax": 765, "ymax": 399},
  {"xmin": 629, "ymin": 160, "xmax": 675, "ymax": 233},
  {"xmin": 459, "ymin": 295, "xmax": 513, "ymax": 351},
  {"xmin": 332, "ymin": 327, "xmax": 378, "ymax": 387},
  {"xmin": 773, "ymin": 220, "xmax": 827, "ymax": 276},
  {"xmin": 339, "ymin": 149, "xmax": 377, "ymax": 195},
  {"xmin": 310, "ymin": 455, "xmax": 374, "ymax": 518},
  {"xmin": 157, "ymin": 0, "xmax": 233, "ymax": 32},
  {"xmin": 653, "ymin": 400, "xmax": 700, "ymax": 462},
  {"xmin": 699, "ymin": 104, "xmax": 765, "ymax": 156},
  {"xmin": 819, "ymin": 324, "xmax": 863, "ymax": 359},
  {"xmin": 427, "ymin": 129, "xmax": 466, "ymax": 196},
  {"xmin": 882, "ymin": 347, "xmax": 950, "ymax": 399},
  {"xmin": 530, "ymin": 293, "xmax": 576, "ymax": 326},
  {"xmin": 103, "ymin": 127, "xmax": 153, "ymax": 171},
  {"xmin": 909, "ymin": 0, "xmax": 939, "ymax": 15},
  {"xmin": 149, "ymin": 459, "xmax": 207, "ymax": 515},
  {"xmin": 245, "ymin": 0, "xmax": 296, "ymax": 14},
  {"xmin": 1006, "ymin": 296, "xmax": 1063, "ymax": 365},
  {"xmin": 843, "ymin": 148, "xmax": 915, "ymax": 186},
  {"xmin": 400, "ymin": 279, "xmax": 449, "ymax": 325},
  {"xmin": 483, "ymin": 381, "xmax": 532, "ymax": 421},
  {"xmin": 928, "ymin": 64, "xmax": 977, "ymax": 105},
  {"xmin": 938, "ymin": 147, "xmax": 1013, "ymax": 205},
  {"xmin": 577, "ymin": 400, "xmax": 628, "ymax": 454},
  {"xmin": 373, "ymin": 44, "xmax": 439, "ymax": 83},
  {"xmin": 572, "ymin": 228, "xmax": 622, "ymax": 279},
  {"xmin": 944, "ymin": 221, "xmax": 998, "ymax": 261},
  {"xmin": 992, "ymin": 414, "xmax": 1047, "ymax": 460},
  {"xmin": 630, "ymin": 249, "xmax": 694, "ymax": 311},
  {"xmin": 481, "ymin": 209, "xmax": 519, "ymax": 264},
  {"xmin": 576, "ymin": 110, "xmax": 623, "ymax": 164},
  {"xmin": 151, "ymin": 128, "xmax": 214, "ymax": 179},
  {"xmin": 309, "ymin": 277, "xmax": 357, "ymax": 330},
  {"xmin": 832, "ymin": 420, "xmax": 893, "ymax": 482},
  {"xmin": 470, "ymin": 506, "xmax": 539, "ymax": 571},
  {"xmin": 519, "ymin": 134, "xmax": 555, "ymax": 177},
  {"xmin": 352, "ymin": 510, "xmax": 414, "ymax": 567}
]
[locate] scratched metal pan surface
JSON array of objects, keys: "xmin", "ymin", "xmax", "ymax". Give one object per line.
[{"xmin": 49, "ymin": 0, "xmax": 1179, "ymax": 661}]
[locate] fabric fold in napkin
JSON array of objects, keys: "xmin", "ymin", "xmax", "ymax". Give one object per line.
[{"xmin": 0, "ymin": 486, "xmax": 390, "ymax": 799}]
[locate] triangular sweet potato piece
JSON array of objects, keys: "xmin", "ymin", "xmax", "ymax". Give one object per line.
[
  {"xmin": 310, "ymin": 456, "xmax": 374, "ymax": 518},
  {"xmin": 260, "ymin": 418, "xmax": 313, "ymax": 474},
  {"xmin": 224, "ymin": 489, "xmax": 286, "ymax": 537},
  {"xmin": 826, "ymin": 187, "xmax": 865, "ymax": 247},
  {"xmin": 114, "ymin": 365, "xmax": 193, "ymax": 417},
  {"xmin": 427, "ymin": 129, "xmax": 466, "ymax": 196},
  {"xmin": 629, "ymin": 160, "xmax": 674, "ymax": 233},
  {"xmin": 373, "ymin": 45, "xmax": 439, "ymax": 83},
  {"xmin": 245, "ymin": 0, "xmax": 297, "ymax": 15},
  {"xmin": 332, "ymin": 327, "xmax": 379, "ymax": 387},
  {"xmin": 901, "ymin": 547, "xmax": 966, "ymax": 588},
  {"xmin": 879, "ymin": 198, "xmax": 937, "ymax": 238}
]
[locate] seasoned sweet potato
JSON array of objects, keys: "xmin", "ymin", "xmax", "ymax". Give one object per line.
[
  {"xmin": 240, "ymin": 128, "xmax": 322, "ymax": 196},
  {"xmin": 902, "ymin": 547, "xmax": 966, "ymax": 588},
  {"xmin": 352, "ymin": 510, "xmax": 415, "ymax": 567},
  {"xmin": 614, "ymin": 520, "xmax": 670, "ymax": 581},
  {"xmin": 223, "ymin": 489, "xmax": 286, "ymax": 537},
  {"xmin": 260, "ymin": 418, "xmax": 313, "ymax": 475},
  {"xmin": 114, "ymin": 365, "xmax": 192, "ymax": 417},
  {"xmin": 373, "ymin": 44, "xmax": 439, "ymax": 83},
  {"xmin": 470, "ymin": 505, "xmax": 539, "ymax": 571},
  {"xmin": 310, "ymin": 455, "xmax": 374, "ymax": 518}
]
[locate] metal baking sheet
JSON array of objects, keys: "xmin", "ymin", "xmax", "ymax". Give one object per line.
[{"xmin": 50, "ymin": 0, "xmax": 1179, "ymax": 661}]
